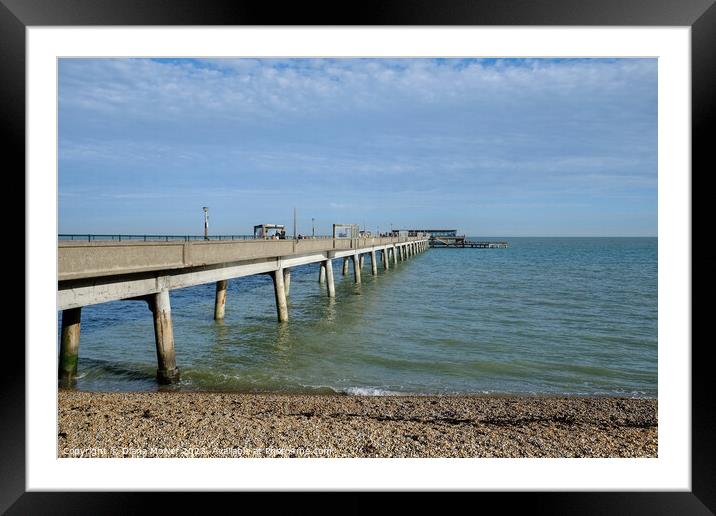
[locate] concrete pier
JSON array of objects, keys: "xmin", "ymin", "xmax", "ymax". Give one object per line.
[
  {"xmin": 283, "ymin": 268, "xmax": 291, "ymax": 297},
  {"xmin": 58, "ymin": 235, "xmax": 429, "ymax": 384},
  {"xmin": 214, "ymin": 280, "xmax": 228, "ymax": 320},
  {"xmin": 272, "ymin": 269, "xmax": 289, "ymax": 322},
  {"xmin": 59, "ymin": 307, "xmax": 81, "ymax": 384},
  {"xmin": 325, "ymin": 259, "xmax": 335, "ymax": 298},
  {"xmin": 371, "ymin": 250, "xmax": 378, "ymax": 275},
  {"xmin": 352, "ymin": 253, "xmax": 362, "ymax": 284},
  {"xmin": 319, "ymin": 262, "xmax": 326, "ymax": 283},
  {"xmin": 149, "ymin": 289, "xmax": 180, "ymax": 384}
]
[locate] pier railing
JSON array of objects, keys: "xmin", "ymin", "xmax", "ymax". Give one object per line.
[{"xmin": 58, "ymin": 234, "xmax": 338, "ymax": 242}]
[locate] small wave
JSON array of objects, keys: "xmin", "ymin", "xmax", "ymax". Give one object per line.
[{"xmin": 343, "ymin": 387, "xmax": 405, "ymax": 396}]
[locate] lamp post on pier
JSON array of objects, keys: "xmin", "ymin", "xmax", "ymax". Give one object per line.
[{"xmin": 202, "ymin": 207, "xmax": 209, "ymax": 240}]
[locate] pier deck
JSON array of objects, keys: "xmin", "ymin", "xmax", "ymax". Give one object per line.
[{"xmin": 430, "ymin": 238, "xmax": 508, "ymax": 248}]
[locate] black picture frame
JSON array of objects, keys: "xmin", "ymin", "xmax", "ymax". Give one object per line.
[{"xmin": 7, "ymin": 0, "xmax": 712, "ymax": 512}]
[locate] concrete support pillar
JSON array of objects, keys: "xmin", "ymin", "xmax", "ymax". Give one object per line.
[
  {"xmin": 392, "ymin": 246, "xmax": 398, "ymax": 265},
  {"xmin": 383, "ymin": 249, "xmax": 389, "ymax": 270},
  {"xmin": 352, "ymin": 253, "xmax": 362, "ymax": 284},
  {"xmin": 325, "ymin": 259, "xmax": 335, "ymax": 297},
  {"xmin": 359, "ymin": 254, "xmax": 365, "ymax": 269},
  {"xmin": 283, "ymin": 268, "xmax": 291, "ymax": 297},
  {"xmin": 59, "ymin": 307, "xmax": 81, "ymax": 384},
  {"xmin": 400, "ymin": 245, "xmax": 405, "ymax": 261},
  {"xmin": 342, "ymin": 257, "xmax": 349, "ymax": 276},
  {"xmin": 370, "ymin": 250, "xmax": 378, "ymax": 275},
  {"xmin": 272, "ymin": 269, "xmax": 289, "ymax": 322},
  {"xmin": 319, "ymin": 262, "xmax": 326, "ymax": 283},
  {"xmin": 214, "ymin": 280, "xmax": 228, "ymax": 320},
  {"xmin": 150, "ymin": 289, "xmax": 180, "ymax": 384}
]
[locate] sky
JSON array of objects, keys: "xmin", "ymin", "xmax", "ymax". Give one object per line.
[{"xmin": 58, "ymin": 58, "xmax": 657, "ymax": 237}]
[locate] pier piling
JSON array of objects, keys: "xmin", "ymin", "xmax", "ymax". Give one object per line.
[
  {"xmin": 342, "ymin": 257, "xmax": 349, "ymax": 276},
  {"xmin": 319, "ymin": 262, "xmax": 326, "ymax": 283},
  {"xmin": 383, "ymin": 249, "xmax": 389, "ymax": 270},
  {"xmin": 325, "ymin": 259, "xmax": 335, "ymax": 297},
  {"xmin": 149, "ymin": 289, "xmax": 180, "ymax": 384},
  {"xmin": 214, "ymin": 280, "xmax": 228, "ymax": 320},
  {"xmin": 272, "ymin": 269, "xmax": 289, "ymax": 322},
  {"xmin": 59, "ymin": 307, "xmax": 81, "ymax": 385},
  {"xmin": 284, "ymin": 268, "xmax": 291, "ymax": 297},
  {"xmin": 371, "ymin": 250, "xmax": 378, "ymax": 275},
  {"xmin": 352, "ymin": 253, "xmax": 362, "ymax": 284}
]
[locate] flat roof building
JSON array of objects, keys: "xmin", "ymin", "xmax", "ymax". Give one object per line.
[{"xmin": 395, "ymin": 229, "xmax": 457, "ymax": 237}]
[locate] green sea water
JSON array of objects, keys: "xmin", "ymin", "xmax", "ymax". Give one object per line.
[{"xmin": 58, "ymin": 237, "xmax": 657, "ymax": 396}]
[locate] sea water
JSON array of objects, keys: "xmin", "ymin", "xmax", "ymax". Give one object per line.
[{"xmin": 58, "ymin": 237, "xmax": 657, "ymax": 396}]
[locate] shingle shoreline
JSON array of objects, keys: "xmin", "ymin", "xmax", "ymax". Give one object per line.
[{"xmin": 58, "ymin": 391, "xmax": 657, "ymax": 458}]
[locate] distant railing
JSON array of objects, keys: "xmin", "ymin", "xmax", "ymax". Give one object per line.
[{"xmin": 58, "ymin": 234, "xmax": 340, "ymax": 242}]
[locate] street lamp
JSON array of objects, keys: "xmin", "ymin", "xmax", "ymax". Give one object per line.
[
  {"xmin": 312, "ymin": 217, "xmax": 315, "ymax": 238},
  {"xmin": 202, "ymin": 207, "xmax": 209, "ymax": 240}
]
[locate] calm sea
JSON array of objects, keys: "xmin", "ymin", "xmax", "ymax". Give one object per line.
[{"xmin": 58, "ymin": 237, "xmax": 657, "ymax": 397}]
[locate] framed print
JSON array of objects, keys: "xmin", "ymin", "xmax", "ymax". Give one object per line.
[{"xmin": 8, "ymin": 0, "xmax": 713, "ymax": 512}]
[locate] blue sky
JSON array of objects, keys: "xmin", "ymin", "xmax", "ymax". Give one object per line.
[{"xmin": 58, "ymin": 58, "xmax": 657, "ymax": 236}]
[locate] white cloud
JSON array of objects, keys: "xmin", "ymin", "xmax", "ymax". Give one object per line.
[{"xmin": 60, "ymin": 58, "xmax": 656, "ymax": 126}]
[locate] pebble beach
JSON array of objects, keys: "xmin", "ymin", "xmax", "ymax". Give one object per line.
[{"xmin": 58, "ymin": 391, "xmax": 657, "ymax": 458}]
